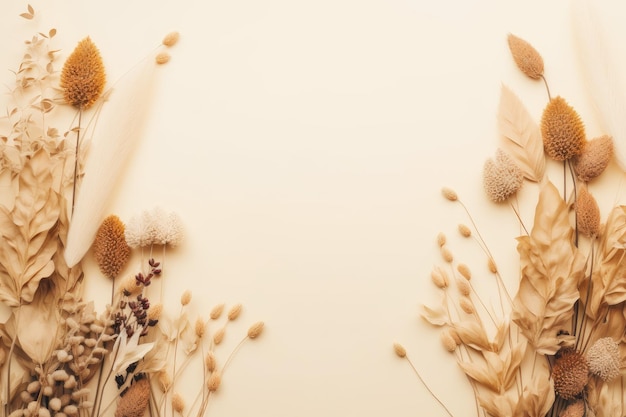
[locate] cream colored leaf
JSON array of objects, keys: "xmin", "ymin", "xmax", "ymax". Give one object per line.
[
  {"xmin": 512, "ymin": 181, "xmax": 585, "ymax": 355},
  {"xmin": 513, "ymin": 378, "xmax": 555, "ymax": 417},
  {"xmin": 457, "ymin": 357, "xmax": 501, "ymax": 392},
  {"xmin": 112, "ymin": 331, "xmax": 155, "ymax": 375},
  {"xmin": 16, "ymin": 301, "xmax": 59, "ymax": 364},
  {"xmin": 419, "ymin": 299, "xmax": 448, "ymax": 327},
  {"xmin": 497, "ymin": 84, "xmax": 545, "ymax": 182},
  {"xmin": 477, "ymin": 391, "xmax": 516, "ymax": 417},
  {"xmin": 453, "ymin": 320, "xmax": 493, "ymax": 351}
]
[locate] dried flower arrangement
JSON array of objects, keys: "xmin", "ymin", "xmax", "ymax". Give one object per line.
[
  {"xmin": 0, "ymin": 6, "xmax": 264, "ymax": 417},
  {"xmin": 394, "ymin": 16, "xmax": 626, "ymax": 417}
]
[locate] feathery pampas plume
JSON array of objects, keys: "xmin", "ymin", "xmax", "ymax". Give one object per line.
[
  {"xmin": 571, "ymin": 0, "xmax": 626, "ymax": 170},
  {"xmin": 64, "ymin": 58, "xmax": 159, "ymax": 267}
]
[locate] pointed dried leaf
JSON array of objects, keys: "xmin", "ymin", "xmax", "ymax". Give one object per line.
[{"xmin": 497, "ymin": 85, "xmax": 545, "ymax": 182}]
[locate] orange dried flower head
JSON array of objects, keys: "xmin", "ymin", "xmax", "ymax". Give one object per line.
[
  {"xmin": 575, "ymin": 135, "xmax": 614, "ymax": 182},
  {"xmin": 560, "ymin": 401, "xmax": 585, "ymax": 417},
  {"xmin": 552, "ymin": 350, "xmax": 589, "ymax": 400},
  {"xmin": 507, "ymin": 34, "xmax": 544, "ymax": 80},
  {"xmin": 541, "ymin": 96, "xmax": 586, "ymax": 161},
  {"xmin": 483, "ymin": 149, "xmax": 523, "ymax": 203},
  {"xmin": 576, "ymin": 187, "xmax": 600, "ymax": 238},
  {"xmin": 61, "ymin": 37, "xmax": 106, "ymax": 109},
  {"xmin": 586, "ymin": 337, "xmax": 621, "ymax": 381},
  {"xmin": 115, "ymin": 378, "xmax": 150, "ymax": 417},
  {"xmin": 93, "ymin": 215, "xmax": 131, "ymax": 279}
]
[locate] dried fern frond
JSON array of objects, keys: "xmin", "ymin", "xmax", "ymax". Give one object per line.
[{"xmin": 60, "ymin": 37, "xmax": 106, "ymax": 109}]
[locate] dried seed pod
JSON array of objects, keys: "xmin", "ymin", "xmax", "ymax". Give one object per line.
[
  {"xmin": 155, "ymin": 52, "xmax": 171, "ymax": 65},
  {"xmin": 162, "ymin": 31, "xmax": 180, "ymax": 47},
  {"xmin": 576, "ymin": 187, "xmax": 600, "ymax": 238},
  {"xmin": 430, "ymin": 267, "xmax": 449, "ymax": 289},
  {"xmin": 393, "ymin": 343, "xmax": 406, "ymax": 358},
  {"xmin": 457, "ymin": 263, "xmax": 471, "ymax": 280},
  {"xmin": 205, "ymin": 351, "xmax": 217, "ymax": 372},
  {"xmin": 507, "ymin": 34, "xmax": 544, "ymax": 79},
  {"xmin": 210, "ymin": 303, "xmax": 225, "ymax": 320},
  {"xmin": 227, "ymin": 304, "xmax": 243, "ymax": 321},
  {"xmin": 440, "ymin": 329, "xmax": 457, "ymax": 352},
  {"xmin": 586, "ymin": 337, "xmax": 620, "ymax": 381},
  {"xmin": 552, "ymin": 350, "xmax": 589, "ymax": 400},
  {"xmin": 440, "ymin": 246, "xmax": 453, "ymax": 263},
  {"xmin": 180, "ymin": 290, "xmax": 192, "ymax": 306},
  {"xmin": 207, "ymin": 371, "xmax": 222, "ymax": 392},
  {"xmin": 459, "ymin": 297, "xmax": 474, "ymax": 315},
  {"xmin": 436, "ymin": 232, "xmax": 446, "ymax": 247},
  {"xmin": 441, "ymin": 187, "xmax": 458, "ymax": 201},
  {"xmin": 213, "ymin": 327, "xmax": 225, "ymax": 345},
  {"xmin": 575, "ymin": 135, "xmax": 614, "ymax": 182},
  {"xmin": 541, "ymin": 96, "xmax": 586, "ymax": 161},
  {"xmin": 171, "ymin": 393, "xmax": 185, "ymax": 414},
  {"xmin": 483, "ymin": 149, "xmax": 523, "ymax": 203},
  {"xmin": 247, "ymin": 321, "xmax": 264, "ymax": 339},
  {"xmin": 60, "ymin": 37, "xmax": 106, "ymax": 109},
  {"xmin": 458, "ymin": 224, "xmax": 471, "ymax": 238}
]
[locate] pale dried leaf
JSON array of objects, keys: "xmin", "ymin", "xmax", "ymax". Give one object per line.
[
  {"xmin": 512, "ymin": 181, "xmax": 585, "ymax": 355},
  {"xmin": 497, "ymin": 84, "xmax": 545, "ymax": 182},
  {"xmin": 419, "ymin": 298, "xmax": 448, "ymax": 327},
  {"xmin": 16, "ymin": 301, "xmax": 59, "ymax": 363},
  {"xmin": 453, "ymin": 320, "xmax": 493, "ymax": 351},
  {"xmin": 112, "ymin": 331, "xmax": 155, "ymax": 375}
]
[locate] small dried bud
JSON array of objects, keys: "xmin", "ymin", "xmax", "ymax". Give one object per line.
[
  {"xmin": 393, "ymin": 343, "xmax": 406, "ymax": 358},
  {"xmin": 157, "ymin": 371, "xmax": 171, "ymax": 392},
  {"xmin": 207, "ymin": 371, "xmax": 222, "ymax": 392},
  {"xmin": 26, "ymin": 381, "xmax": 41, "ymax": 394},
  {"xmin": 507, "ymin": 34, "xmax": 544, "ymax": 79},
  {"xmin": 171, "ymin": 393, "xmax": 185, "ymax": 414},
  {"xmin": 457, "ymin": 263, "xmax": 471, "ymax": 280},
  {"xmin": 575, "ymin": 135, "xmax": 614, "ymax": 182},
  {"xmin": 458, "ymin": 224, "xmax": 471, "ymax": 238},
  {"xmin": 576, "ymin": 187, "xmax": 600, "ymax": 238},
  {"xmin": 149, "ymin": 303, "xmax": 163, "ymax": 321},
  {"xmin": 38, "ymin": 408, "xmax": 50, "ymax": 417},
  {"xmin": 430, "ymin": 267, "xmax": 449, "ymax": 289},
  {"xmin": 227, "ymin": 304, "xmax": 243, "ymax": 321},
  {"xmin": 483, "ymin": 149, "xmax": 523, "ymax": 203},
  {"xmin": 440, "ymin": 329, "xmax": 457, "ymax": 352},
  {"xmin": 63, "ymin": 405, "xmax": 78, "ymax": 416},
  {"xmin": 441, "ymin": 187, "xmax": 458, "ymax": 201},
  {"xmin": 162, "ymin": 31, "xmax": 180, "ymax": 47},
  {"xmin": 180, "ymin": 290, "xmax": 192, "ymax": 306},
  {"xmin": 210, "ymin": 303, "xmax": 225, "ymax": 320},
  {"xmin": 52, "ymin": 370, "xmax": 69, "ymax": 382},
  {"xmin": 459, "ymin": 297, "xmax": 474, "ymax": 315},
  {"xmin": 49, "ymin": 398, "xmax": 62, "ymax": 412},
  {"xmin": 448, "ymin": 327, "xmax": 461, "ymax": 345},
  {"xmin": 487, "ymin": 258, "xmax": 498, "ymax": 273},
  {"xmin": 456, "ymin": 278, "xmax": 471, "ymax": 297},
  {"xmin": 541, "ymin": 96, "xmax": 586, "ymax": 161},
  {"xmin": 247, "ymin": 321, "xmax": 265, "ymax": 339},
  {"xmin": 155, "ymin": 52, "xmax": 171, "ymax": 65},
  {"xmin": 440, "ymin": 246, "xmax": 453, "ymax": 263},
  {"xmin": 213, "ymin": 327, "xmax": 225, "ymax": 345},
  {"xmin": 205, "ymin": 351, "xmax": 217, "ymax": 372},
  {"xmin": 436, "ymin": 232, "xmax": 446, "ymax": 247},
  {"xmin": 195, "ymin": 318, "xmax": 206, "ymax": 338}
]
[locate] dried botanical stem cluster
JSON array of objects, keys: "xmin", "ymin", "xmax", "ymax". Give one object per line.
[
  {"xmin": 0, "ymin": 6, "xmax": 263, "ymax": 417},
  {"xmin": 397, "ymin": 32, "xmax": 626, "ymax": 417}
]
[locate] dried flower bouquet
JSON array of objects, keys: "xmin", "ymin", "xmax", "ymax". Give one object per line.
[
  {"xmin": 0, "ymin": 6, "xmax": 263, "ymax": 417},
  {"xmin": 395, "ymin": 21, "xmax": 626, "ymax": 417}
]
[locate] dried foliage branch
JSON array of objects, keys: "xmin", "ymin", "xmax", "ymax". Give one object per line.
[
  {"xmin": 396, "ymin": 28, "xmax": 626, "ymax": 417},
  {"xmin": 0, "ymin": 6, "xmax": 265, "ymax": 417}
]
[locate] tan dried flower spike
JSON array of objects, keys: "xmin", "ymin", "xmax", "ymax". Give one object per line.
[
  {"xmin": 541, "ymin": 96, "xmax": 586, "ymax": 161},
  {"xmin": 576, "ymin": 187, "xmax": 600, "ymax": 238},
  {"xmin": 483, "ymin": 148, "xmax": 523, "ymax": 203},
  {"xmin": 507, "ymin": 34, "xmax": 544, "ymax": 80},
  {"xmin": 60, "ymin": 37, "xmax": 106, "ymax": 109},
  {"xmin": 114, "ymin": 379, "xmax": 150, "ymax": 417},
  {"xmin": 93, "ymin": 215, "xmax": 131, "ymax": 279}
]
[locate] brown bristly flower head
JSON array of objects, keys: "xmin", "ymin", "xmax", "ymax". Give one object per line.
[
  {"xmin": 171, "ymin": 393, "xmax": 185, "ymax": 414},
  {"xmin": 576, "ymin": 186, "xmax": 600, "ymax": 238},
  {"xmin": 586, "ymin": 337, "xmax": 621, "ymax": 381},
  {"xmin": 393, "ymin": 342, "xmax": 406, "ymax": 358},
  {"xmin": 207, "ymin": 371, "xmax": 222, "ymax": 392},
  {"xmin": 60, "ymin": 37, "xmax": 106, "ymax": 109},
  {"xmin": 552, "ymin": 349, "xmax": 589, "ymax": 400},
  {"xmin": 458, "ymin": 224, "xmax": 471, "ymax": 238},
  {"xmin": 541, "ymin": 96, "xmax": 586, "ymax": 161},
  {"xmin": 162, "ymin": 31, "xmax": 180, "ymax": 47},
  {"xmin": 210, "ymin": 303, "xmax": 225, "ymax": 320},
  {"xmin": 483, "ymin": 148, "xmax": 523, "ymax": 203},
  {"xmin": 441, "ymin": 187, "xmax": 458, "ymax": 201},
  {"xmin": 560, "ymin": 400, "xmax": 585, "ymax": 417},
  {"xmin": 114, "ymin": 378, "xmax": 150, "ymax": 417},
  {"xmin": 430, "ymin": 266, "xmax": 449, "ymax": 289},
  {"xmin": 507, "ymin": 34, "xmax": 544, "ymax": 80},
  {"xmin": 575, "ymin": 135, "xmax": 614, "ymax": 182},
  {"xmin": 93, "ymin": 215, "xmax": 131, "ymax": 279},
  {"xmin": 228, "ymin": 303, "xmax": 243, "ymax": 321},
  {"xmin": 247, "ymin": 321, "xmax": 265, "ymax": 339}
]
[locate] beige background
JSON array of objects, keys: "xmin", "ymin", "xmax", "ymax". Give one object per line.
[{"xmin": 2, "ymin": 1, "xmax": 626, "ymax": 416}]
